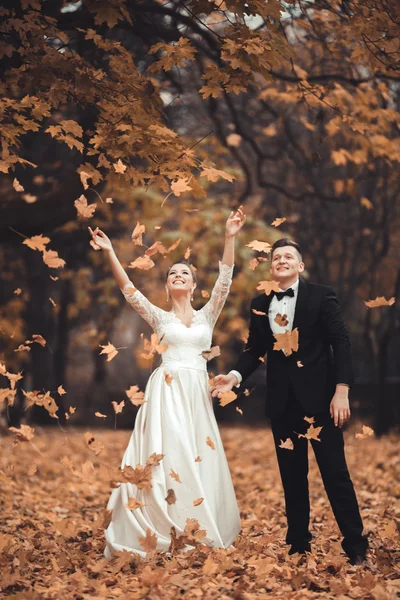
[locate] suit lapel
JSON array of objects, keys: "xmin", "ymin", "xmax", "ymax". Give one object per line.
[{"xmin": 293, "ymin": 278, "xmax": 308, "ymax": 331}]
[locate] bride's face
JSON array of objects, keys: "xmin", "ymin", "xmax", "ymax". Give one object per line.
[{"xmin": 166, "ymin": 263, "xmax": 196, "ymax": 297}]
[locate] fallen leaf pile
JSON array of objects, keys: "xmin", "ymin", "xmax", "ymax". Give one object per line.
[{"xmin": 0, "ymin": 424, "xmax": 397, "ymax": 598}]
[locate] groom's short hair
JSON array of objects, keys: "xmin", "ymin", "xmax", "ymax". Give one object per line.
[{"xmin": 271, "ymin": 238, "xmax": 302, "ymax": 261}]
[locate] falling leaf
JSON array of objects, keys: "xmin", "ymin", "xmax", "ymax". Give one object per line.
[
  {"xmin": 42, "ymin": 250, "xmax": 65, "ymax": 269},
  {"xmin": 252, "ymin": 309, "xmax": 267, "ymax": 316},
  {"xmin": 171, "ymin": 178, "xmax": 192, "ymax": 197},
  {"xmin": 112, "ymin": 400, "xmax": 125, "ymax": 414},
  {"xmin": 279, "ymin": 438, "xmax": 294, "ymax": 450},
  {"xmin": 206, "ymin": 436, "xmax": 215, "ymax": 450},
  {"xmin": 274, "ymin": 313, "xmax": 289, "ymax": 327},
  {"xmin": 256, "ymin": 280, "xmax": 281, "ymax": 295},
  {"xmin": 364, "ymin": 297, "xmax": 395, "ymax": 308},
  {"xmin": 184, "ymin": 246, "xmax": 191, "ymax": 260},
  {"xmin": 15, "ymin": 344, "xmax": 31, "ymax": 353},
  {"xmin": 113, "ymin": 159, "xmax": 127, "ymax": 174},
  {"xmin": 195, "ymin": 456, "xmax": 202, "ymax": 462},
  {"xmin": 138, "ymin": 528, "xmax": 157, "ymax": 552},
  {"xmin": 248, "ymin": 258, "xmax": 259, "ymax": 271},
  {"xmin": 105, "ymin": 197, "xmax": 113, "ymax": 204},
  {"xmin": 57, "ymin": 385, "xmax": 66, "ymax": 395},
  {"xmin": 236, "ymin": 407, "xmax": 243, "ymax": 416},
  {"xmin": 360, "ymin": 197, "xmax": 373, "ymax": 210},
  {"xmin": 219, "ymin": 390, "xmax": 237, "ymax": 407},
  {"xmin": 146, "ymin": 453, "xmax": 164, "ymax": 468},
  {"xmin": 226, "ymin": 133, "xmax": 242, "ymax": 147},
  {"xmin": 355, "ymin": 425, "xmax": 374, "ymax": 439},
  {"xmin": 50, "ymin": 276, "xmax": 58, "ymax": 281},
  {"xmin": 131, "ymin": 221, "xmax": 145, "ymax": 246},
  {"xmin": 49, "ymin": 298, "xmax": 57, "ymax": 307},
  {"xmin": 13, "ymin": 288, "xmax": 22, "ymax": 295},
  {"xmin": 170, "ymin": 469, "xmax": 182, "ymax": 483},
  {"xmin": 95, "ymin": 411, "xmax": 107, "ymax": 418},
  {"xmin": 9, "ymin": 424, "xmax": 35, "ymax": 442},
  {"xmin": 246, "ymin": 240, "xmax": 272, "ymax": 253},
  {"xmin": 297, "ymin": 424, "xmax": 323, "ymax": 442},
  {"xmin": 164, "ymin": 372, "xmax": 173, "ymax": 386},
  {"xmin": 201, "ymin": 290, "xmax": 210, "ymax": 298},
  {"xmin": 126, "ymin": 497, "xmax": 145, "ymax": 510},
  {"xmin": 23, "ymin": 234, "xmax": 51, "ymax": 252},
  {"xmin": 154, "ymin": 225, "xmax": 161, "ymax": 230},
  {"xmin": 74, "ymin": 194, "xmax": 97, "ymax": 219},
  {"xmin": 297, "ymin": 361, "xmax": 304, "ymax": 368},
  {"xmin": 262, "ymin": 123, "xmax": 278, "ymax": 136},
  {"xmin": 23, "ymin": 194, "xmax": 37, "ymax": 203},
  {"xmin": 165, "ymin": 489, "xmax": 176, "ymax": 504},
  {"xmin": 166, "ymin": 237, "xmax": 182, "ymax": 253},
  {"xmin": 304, "ymin": 416, "xmax": 315, "ymax": 424},
  {"xmin": 13, "ymin": 177, "xmax": 24, "ymax": 192},
  {"xmin": 193, "ymin": 498, "xmax": 204, "ymax": 506},
  {"xmin": 271, "ymin": 217, "xmax": 286, "ymax": 227},
  {"xmin": 201, "ymin": 345, "xmax": 221, "ymax": 361},
  {"xmin": 128, "ymin": 255, "xmax": 155, "ymax": 270},
  {"xmin": 99, "ymin": 341, "xmax": 118, "ymax": 362},
  {"xmin": 145, "ymin": 241, "xmax": 167, "ymax": 257},
  {"xmin": 273, "ymin": 328, "xmax": 299, "ymax": 356},
  {"xmin": 32, "ymin": 334, "xmax": 46, "ymax": 347},
  {"xmin": 83, "ymin": 432, "xmax": 104, "ymax": 456},
  {"xmin": 125, "ymin": 385, "xmax": 145, "ymax": 406}
]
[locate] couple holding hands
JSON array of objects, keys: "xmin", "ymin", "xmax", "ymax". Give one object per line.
[{"xmin": 88, "ymin": 206, "xmax": 368, "ymax": 565}]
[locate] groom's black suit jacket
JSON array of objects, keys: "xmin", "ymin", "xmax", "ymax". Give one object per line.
[{"xmin": 233, "ymin": 279, "xmax": 354, "ymax": 418}]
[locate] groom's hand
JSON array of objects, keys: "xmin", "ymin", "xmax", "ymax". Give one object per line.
[
  {"xmin": 211, "ymin": 373, "xmax": 238, "ymax": 397},
  {"xmin": 330, "ymin": 384, "xmax": 351, "ymax": 428}
]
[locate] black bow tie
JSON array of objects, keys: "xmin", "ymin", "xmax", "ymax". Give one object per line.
[{"xmin": 274, "ymin": 288, "xmax": 295, "ymax": 301}]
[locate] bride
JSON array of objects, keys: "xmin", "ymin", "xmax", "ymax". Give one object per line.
[{"xmin": 88, "ymin": 207, "xmax": 245, "ymax": 558}]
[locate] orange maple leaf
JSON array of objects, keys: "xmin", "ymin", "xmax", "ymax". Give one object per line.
[
  {"xmin": 113, "ymin": 159, "xmax": 127, "ymax": 174},
  {"xmin": 126, "ymin": 497, "xmax": 145, "ymax": 510},
  {"xmin": 218, "ymin": 390, "xmax": 237, "ymax": 407},
  {"xmin": 201, "ymin": 290, "xmax": 210, "ymax": 299},
  {"xmin": 112, "ymin": 400, "xmax": 125, "ymax": 414},
  {"xmin": 201, "ymin": 345, "xmax": 221, "ymax": 361},
  {"xmin": 171, "ymin": 178, "xmax": 192, "ymax": 196},
  {"xmin": 9, "ymin": 424, "xmax": 35, "ymax": 442},
  {"xmin": 99, "ymin": 341, "xmax": 118, "ymax": 362},
  {"xmin": 236, "ymin": 407, "xmax": 243, "ymax": 415},
  {"xmin": 138, "ymin": 528, "xmax": 157, "ymax": 552},
  {"xmin": 273, "ymin": 328, "xmax": 299, "ymax": 356},
  {"xmin": 206, "ymin": 436, "xmax": 216, "ymax": 449},
  {"xmin": 252, "ymin": 309, "xmax": 267, "ymax": 316},
  {"xmin": 170, "ymin": 469, "xmax": 182, "ymax": 483},
  {"xmin": 131, "ymin": 221, "xmax": 145, "ymax": 246},
  {"xmin": 128, "ymin": 255, "xmax": 155, "ymax": 270},
  {"xmin": 74, "ymin": 194, "xmax": 96, "ymax": 219},
  {"xmin": 274, "ymin": 313, "xmax": 289, "ymax": 327},
  {"xmin": 271, "ymin": 217, "xmax": 286, "ymax": 227},
  {"xmin": 297, "ymin": 424, "xmax": 323, "ymax": 442},
  {"xmin": 226, "ymin": 133, "xmax": 242, "ymax": 147},
  {"xmin": 246, "ymin": 240, "xmax": 272, "ymax": 253},
  {"xmin": 193, "ymin": 498, "xmax": 204, "ymax": 506},
  {"xmin": 42, "ymin": 250, "xmax": 66, "ymax": 269},
  {"xmin": 355, "ymin": 425, "xmax": 374, "ymax": 439},
  {"xmin": 125, "ymin": 385, "xmax": 145, "ymax": 406},
  {"xmin": 279, "ymin": 438, "xmax": 294, "ymax": 450},
  {"xmin": 165, "ymin": 489, "xmax": 177, "ymax": 504},
  {"xmin": 248, "ymin": 258, "xmax": 259, "ymax": 271},
  {"xmin": 23, "ymin": 234, "xmax": 50, "ymax": 252},
  {"xmin": 164, "ymin": 372, "xmax": 173, "ymax": 386},
  {"xmin": 95, "ymin": 411, "xmax": 107, "ymax": 418},
  {"xmin": 364, "ymin": 297, "xmax": 395, "ymax": 308},
  {"xmin": 257, "ymin": 280, "xmax": 280, "ymax": 295}
]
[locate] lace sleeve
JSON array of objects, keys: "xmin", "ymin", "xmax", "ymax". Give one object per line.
[
  {"xmin": 202, "ymin": 262, "xmax": 234, "ymax": 329},
  {"xmin": 120, "ymin": 282, "xmax": 163, "ymax": 331}
]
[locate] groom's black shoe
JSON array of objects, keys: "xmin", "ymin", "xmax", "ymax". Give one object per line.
[
  {"xmin": 288, "ymin": 542, "xmax": 311, "ymax": 556},
  {"xmin": 348, "ymin": 552, "xmax": 367, "ymax": 566}
]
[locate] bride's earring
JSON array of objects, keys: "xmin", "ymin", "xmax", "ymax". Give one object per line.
[
  {"xmin": 166, "ymin": 289, "xmax": 170, "ymax": 302},
  {"xmin": 191, "ymin": 288, "xmax": 194, "ymax": 302}
]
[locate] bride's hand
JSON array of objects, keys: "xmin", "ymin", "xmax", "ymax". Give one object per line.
[
  {"xmin": 225, "ymin": 206, "xmax": 246, "ymax": 238},
  {"xmin": 88, "ymin": 227, "xmax": 113, "ymax": 252}
]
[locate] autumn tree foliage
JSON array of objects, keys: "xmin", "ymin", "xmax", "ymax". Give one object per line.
[{"xmin": 0, "ymin": 0, "xmax": 399, "ymax": 431}]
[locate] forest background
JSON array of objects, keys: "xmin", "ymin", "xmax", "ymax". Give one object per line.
[{"xmin": 0, "ymin": 0, "xmax": 399, "ymax": 436}]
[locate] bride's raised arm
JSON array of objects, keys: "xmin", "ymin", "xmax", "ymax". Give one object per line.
[
  {"xmin": 202, "ymin": 207, "xmax": 246, "ymax": 328},
  {"xmin": 88, "ymin": 226, "xmax": 162, "ymax": 330}
]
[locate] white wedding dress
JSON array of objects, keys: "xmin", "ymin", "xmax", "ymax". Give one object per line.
[{"xmin": 104, "ymin": 263, "xmax": 240, "ymax": 558}]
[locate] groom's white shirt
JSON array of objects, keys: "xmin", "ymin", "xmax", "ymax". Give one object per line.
[{"xmin": 229, "ymin": 278, "xmax": 300, "ymax": 386}]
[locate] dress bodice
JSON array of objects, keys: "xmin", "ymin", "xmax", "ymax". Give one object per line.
[{"xmin": 120, "ymin": 262, "xmax": 234, "ymax": 371}]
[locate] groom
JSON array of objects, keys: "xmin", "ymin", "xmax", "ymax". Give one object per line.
[{"xmin": 212, "ymin": 238, "xmax": 368, "ymax": 564}]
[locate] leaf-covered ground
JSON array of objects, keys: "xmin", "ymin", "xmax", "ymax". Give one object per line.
[{"xmin": 0, "ymin": 424, "xmax": 399, "ymax": 599}]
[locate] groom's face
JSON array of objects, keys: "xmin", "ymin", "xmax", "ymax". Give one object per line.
[{"xmin": 270, "ymin": 246, "xmax": 304, "ymax": 281}]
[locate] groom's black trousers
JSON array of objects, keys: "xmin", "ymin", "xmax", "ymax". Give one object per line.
[{"xmin": 270, "ymin": 386, "xmax": 368, "ymax": 557}]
